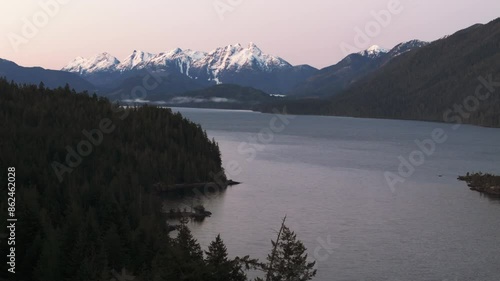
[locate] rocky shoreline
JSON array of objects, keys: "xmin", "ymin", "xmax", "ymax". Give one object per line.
[{"xmin": 458, "ymin": 173, "xmax": 500, "ymax": 196}]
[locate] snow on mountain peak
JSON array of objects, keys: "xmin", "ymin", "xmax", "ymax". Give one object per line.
[
  {"xmin": 117, "ymin": 50, "xmax": 155, "ymax": 71},
  {"xmin": 183, "ymin": 49, "xmax": 207, "ymax": 60},
  {"xmin": 248, "ymin": 42, "xmax": 258, "ymax": 49},
  {"xmin": 359, "ymin": 45, "xmax": 388, "ymax": 58},
  {"xmin": 62, "ymin": 52, "xmax": 120, "ymax": 74},
  {"xmin": 62, "ymin": 43, "xmax": 292, "ymax": 82},
  {"xmin": 201, "ymin": 42, "xmax": 289, "ymax": 73},
  {"xmin": 168, "ymin": 48, "xmax": 183, "ymax": 56}
]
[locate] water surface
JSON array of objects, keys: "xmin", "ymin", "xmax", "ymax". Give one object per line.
[{"xmin": 170, "ymin": 108, "xmax": 500, "ymax": 281}]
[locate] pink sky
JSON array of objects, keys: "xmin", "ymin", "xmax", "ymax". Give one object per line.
[{"xmin": 1, "ymin": 0, "xmax": 499, "ymax": 70}]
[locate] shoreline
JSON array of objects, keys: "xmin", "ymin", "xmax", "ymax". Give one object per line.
[{"xmin": 154, "ymin": 180, "xmax": 241, "ymax": 193}]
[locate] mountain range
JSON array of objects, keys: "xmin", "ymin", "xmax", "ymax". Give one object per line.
[
  {"xmin": 61, "ymin": 43, "xmax": 317, "ymax": 95},
  {"xmin": 0, "ymin": 41, "xmax": 428, "ymax": 101},
  {"xmin": 57, "ymin": 40, "xmax": 427, "ymax": 100},
  {"xmin": 1, "ymin": 18, "xmax": 498, "ymax": 128}
]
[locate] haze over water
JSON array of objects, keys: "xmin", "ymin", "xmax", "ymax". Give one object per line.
[{"xmin": 169, "ymin": 108, "xmax": 500, "ymax": 281}]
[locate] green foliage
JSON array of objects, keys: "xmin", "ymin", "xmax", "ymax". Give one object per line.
[
  {"xmin": 261, "ymin": 218, "xmax": 317, "ymax": 281},
  {"xmin": 205, "ymin": 235, "xmax": 246, "ymax": 281},
  {"xmin": 0, "ymin": 79, "xmax": 225, "ymax": 280},
  {"xmin": 265, "ymin": 226, "xmax": 316, "ymax": 281}
]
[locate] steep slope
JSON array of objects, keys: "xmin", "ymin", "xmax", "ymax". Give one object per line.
[
  {"xmin": 327, "ymin": 18, "xmax": 500, "ymax": 127},
  {"xmin": 290, "ymin": 41, "xmax": 428, "ymax": 97},
  {"xmin": 0, "ymin": 58, "xmax": 95, "ymax": 92}
]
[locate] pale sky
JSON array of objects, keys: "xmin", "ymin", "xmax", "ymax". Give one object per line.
[{"xmin": 1, "ymin": 0, "xmax": 499, "ymax": 70}]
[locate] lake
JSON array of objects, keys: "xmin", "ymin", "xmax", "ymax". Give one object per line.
[{"xmin": 169, "ymin": 107, "xmax": 500, "ymax": 281}]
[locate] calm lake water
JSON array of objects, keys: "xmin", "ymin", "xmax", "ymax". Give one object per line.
[{"xmin": 169, "ymin": 107, "xmax": 500, "ymax": 281}]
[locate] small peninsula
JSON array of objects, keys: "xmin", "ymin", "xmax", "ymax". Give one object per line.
[{"xmin": 458, "ymin": 173, "xmax": 500, "ymax": 196}]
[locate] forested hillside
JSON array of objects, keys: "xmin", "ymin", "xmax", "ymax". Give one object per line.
[
  {"xmin": 0, "ymin": 79, "xmax": 226, "ymax": 280},
  {"xmin": 0, "ymin": 79, "xmax": 317, "ymax": 281},
  {"xmin": 326, "ymin": 18, "xmax": 500, "ymax": 127}
]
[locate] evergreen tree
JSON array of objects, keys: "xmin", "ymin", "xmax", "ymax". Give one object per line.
[
  {"xmin": 168, "ymin": 219, "xmax": 207, "ymax": 280},
  {"xmin": 205, "ymin": 234, "xmax": 247, "ymax": 281},
  {"xmin": 264, "ymin": 218, "xmax": 316, "ymax": 281}
]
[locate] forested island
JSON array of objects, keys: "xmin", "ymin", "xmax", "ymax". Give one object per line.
[
  {"xmin": 459, "ymin": 173, "xmax": 500, "ymax": 196},
  {"xmin": 0, "ymin": 79, "xmax": 316, "ymax": 281}
]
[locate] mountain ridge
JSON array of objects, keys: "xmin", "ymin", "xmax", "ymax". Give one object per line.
[
  {"xmin": 289, "ymin": 40, "xmax": 429, "ymax": 97},
  {"xmin": 257, "ymin": 18, "xmax": 500, "ymax": 128},
  {"xmin": 61, "ymin": 43, "xmax": 316, "ymax": 95},
  {"xmin": 0, "ymin": 58, "xmax": 96, "ymax": 92}
]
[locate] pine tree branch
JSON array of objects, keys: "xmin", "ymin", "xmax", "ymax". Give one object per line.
[{"xmin": 266, "ymin": 215, "xmax": 286, "ymax": 281}]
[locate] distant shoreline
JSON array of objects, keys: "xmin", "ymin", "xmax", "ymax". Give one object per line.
[{"xmin": 171, "ymin": 105, "xmax": 500, "ymax": 130}]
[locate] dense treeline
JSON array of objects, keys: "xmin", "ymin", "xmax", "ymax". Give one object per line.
[
  {"xmin": 258, "ymin": 18, "xmax": 500, "ymax": 128},
  {"xmin": 0, "ymin": 79, "xmax": 316, "ymax": 280}
]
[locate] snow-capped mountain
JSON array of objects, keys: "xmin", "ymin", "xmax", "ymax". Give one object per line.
[
  {"xmin": 359, "ymin": 45, "xmax": 388, "ymax": 58},
  {"xmin": 189, "ymin": 42, "xmax": 291, "ymax": 84},
  {"xmin": 117, "ymin": 50, "xmax": 155, "ymax": 71},
  {"xmin": 200, "ymin": 43, "xmax": 290, "ymax": 72},
  {"xmin": 62, "ymin": 43, "xmax": 316, "ymax": 93},
  {"xmin": 62, "ymin": 52, "xmax": 120, "ymax": 75},
  {"xmin": 135, "ymin": 48, "xmax": 207, "ymax": 78},
  {"xmin": 64, "ymin": 43, "xmax": 292, "ymax": 79}
]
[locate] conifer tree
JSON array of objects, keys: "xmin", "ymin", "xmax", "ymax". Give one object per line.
[
  {"xmin": 264, "ymin": 218, "xmax": 316, "ymax": 281},
  {"xmin": 205, "ymin": 234, "xmax": 247, "ymax": 281}
]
